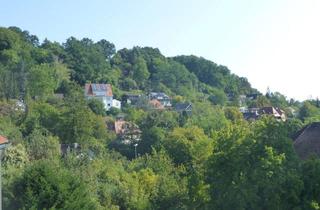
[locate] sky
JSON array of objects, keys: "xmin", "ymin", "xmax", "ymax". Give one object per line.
[{"xmin": 1, "ymin": 0, "xmax": 319, "ymax": 100}]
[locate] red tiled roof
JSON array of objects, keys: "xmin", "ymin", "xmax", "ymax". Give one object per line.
[
  {"xmin": 84, "ymin": 83, "xmax": 113, "ymax": 97},
  {"xmin": 0, "ymin": 135, "xmax": 8, "ymax": 145},
  {"xmin": 149, "ymin": 99, "xmax": 165, "ymax": 109}
]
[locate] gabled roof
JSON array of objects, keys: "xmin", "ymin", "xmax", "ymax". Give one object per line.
[
  {"xmin": 294, "ymin": 122, "xmax": 320, "ymax": 159},
  {"xmin": 85, "ymin": 83, "xmax": 113, "ymax": 97}
]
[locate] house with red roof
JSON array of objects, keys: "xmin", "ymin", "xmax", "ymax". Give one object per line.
[
  {"xmin": 84, "ymin": 83, "xmax": 121, "ymax": 111},
  {"xmin": 0, "ymin": 135, "xmax": 9, "ymax": 149}
]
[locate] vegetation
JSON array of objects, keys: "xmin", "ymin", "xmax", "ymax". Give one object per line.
[{"xmin": 1, "ymin": 26, "xmax": 320, "ymax": 209}]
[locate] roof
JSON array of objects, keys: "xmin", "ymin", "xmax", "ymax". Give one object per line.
[
  {"xmin": 260, "ymin": 107, "xmax": 279, "ymax": 115},
  {"xmin": 85, "ymin": 83, "xmax": 113, "ymax": 97},
  {"xmin": 149, "ymin": 99, "xmax": 165, "ymax": 109},
  {"xmin": 0, "ymin": 135, "xmax": 8, "ymax": 145},
  {"xmin": 294, "ymin": 122, "xmax": 320, "ymax": 159},
  {"xmin": 175, "ymin": 103, "xmax": 192, "ymax": 112},
  {"xmin": 243, "ymin": 112, "xmax": 260, "ymax": 120},
  {"xmin": 149, "ymin": 92, "xmax": 170, "ymax": 99}
]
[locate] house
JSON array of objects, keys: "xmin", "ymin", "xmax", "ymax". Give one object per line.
[
  {"xmin": 259, "ymin": 107, "xmax": 286, "ymax": 121},
  {"xmin": 175, "ymin": 103, "xmax": 192, "ymax": 115},
  {"xmin": 114, "ymin": 119, "xmax": 142, "ymax": 144},
  {"xmin": 149, "ymin": 92, "xmax": 172, "ymax": 107},
  {"xmin": 293, "ymin": 122, "xmax": 320, "ymax": 159},
  {"xmin": 112, "ymin": 99, "xmax": 121, "ymax": 109},
  {"xmin": 240, "ymin": 107, "xmax": 286, "ymax": 121},
  {"xmin": 84, "ymin": 83, "xmax": 121, "ymax": 111},
  {"xmin": 149, "ymin": 99, "xmax": 165, "ymax": 110},
  {"xmin": 0, "ymin": 135, "xmax": 9, "ymax": 149},
  {"xmin": 240, "ymin": 107, "xmax": 260, "ymax": 120}
]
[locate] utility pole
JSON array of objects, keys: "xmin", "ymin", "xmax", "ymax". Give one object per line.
[{"xmin": 134, "ymin": 143, "xmax": 138, "ymax": 159}]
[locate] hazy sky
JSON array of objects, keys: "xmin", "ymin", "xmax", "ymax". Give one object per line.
[{"xmin": 1, "ymin": 0, "xmax": 319, "ymax": 100}]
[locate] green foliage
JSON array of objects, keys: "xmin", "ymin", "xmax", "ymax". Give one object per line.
[
  {"xmin": 140, "ymin": 110, "xmax": 179, "ymax": 130},
  {"xmin": 248, "ymin": 95, "xmax": 271, "ymax": 108},
  {"xmin": 206, "ymin": 119, "xmax": 302, "ymax": 210},
  {"xmin": 3, "ymin": 143, "xmax": 28, "ymax": 168},
  {"xmin": 27, "ymin": 63, "xmax": 58, "ymax": 99},
  {"xmin": 267, "ymin": 91, "xmax": 289, "ymax": 108},
  {"xmin": 139, "ymin": 126, "xmax": 165, "ymax": 154},
  {"xmin": 25, "ymin": 129, "xmax": 60, "ymax": 160},
  {"xmin": 132, "ymin": 56, "xmax": 150, "ymax": 88},
  {"xmin": 173, "ymin": 55, "xmax": 255, "ymax": 95},
  {"xmin": 11, "ymin": 160, "xmax": 99, "ymax": 210},
  {"xmin": 299, "ymin": 101, "xmax": 320, "ymax": 121},
  {"xmin": 224, "ymin": 106, "xmax": 244, "ymax": 123},
  {"xmin": 87, "ymin": 98, "xmax": 106, "ymax": 116},
  {"xmin": 301, "ymin": 157, "xmax": 320, "ymax": 209},
  {"xmin": 0, "ymin": 116, "xmax": 23, "ymax": 143},
  {"xmin": 185, "ymin": 101, "xmax": 229, "ymax": 134},
  {"xmin": 208, "ymin": 88, "xmax": 227, "ymax": 105},
  {"xmin": 64, "ymin": 37, "xmax": 113, "ymax": 85}
]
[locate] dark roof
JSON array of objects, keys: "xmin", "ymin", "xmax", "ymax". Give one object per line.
[
  {"xmin": 294, "ymin": 122, "xmax": 320, "ymax": 159},
  {"xmin": 149, "ymin": 92, "xmax": 170, "ymax": 99},
  {"xmin": 260, "ymin": 107, "xmax": 278, "ymax": 115},
  {"xmin": 243, "ymin": 112, "xmax": 259, "ymax": 120},
  {"xmin": 175, "ymin": 103, "xmax": 192, "ymax": 112}
]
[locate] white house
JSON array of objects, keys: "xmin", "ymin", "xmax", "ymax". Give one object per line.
[
  {"xmin": 112, "ymin": 99, "xmax": 121, "ymax": 109},
  {"xmin": 84, "ymin": 83, "xmax": 121, "ymax": 111},
  {"xmin": 149, "ymin": 92, "xmax": 172, "ymax": 107}
]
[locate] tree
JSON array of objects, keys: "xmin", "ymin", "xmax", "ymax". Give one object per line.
[
  {"xmin": 96, "ymin": 39, "xmax": 116, "ymax": 59},
  {"xmin": 27, "ymin": 64, "xmax": 57, "ymax": 99},
  {"xmin": 164, "ymin": 126, "xmax": 212, "ymax": 208},
  {"xmin": 206, "ymin": 120, "xmax": 302, "ymax": 210},
  {"xmin": 139, "ymin": 126, "xmax": 165, "ymax": 154},
  {"xmin": 87, "ymin": 98, "xmax": 106, "ymax": 116},
  {"xmin": 300, "ymin": 157, "xmax": 320, "ymax": 209},
  {"xmin": 185, "ymin": 101, "xmax": 229, "ymax": 135},
  {"xmin": 64, "ymin": 37, "xmax": 112, "ymax": 85},
  {"xmin": 224, "ymin": 106, "xmax": 244, "ymax": 122},
  {"xmin": 208, "ymin": 88, "xmax": 227, "ymax": 106},
  {"xmin": 299, "ymin": 101, "xmax": 320, "ymax": 121},
  {"xmin": 132, "ymin": 56, "xmax": 150, "ymax": 88},
  {"xmin": 3, "ymin": 143, "xmax": 28, "ymax": 168},
  {"xmin": 25, "ymin": 129, "xmax": 60, "ymax": 160},
  {"xmin": 11, "ymin": 160, "xmax": 99, "ymax": 210}
]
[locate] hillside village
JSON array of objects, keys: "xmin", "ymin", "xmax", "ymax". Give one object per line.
[
  {"xmin": 82, "ymin": 83, "xmax": 291, "ymax": 148},
  {"xmin": 2, "ymin": 27, "xmax": 320, "ymax": 209}
]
